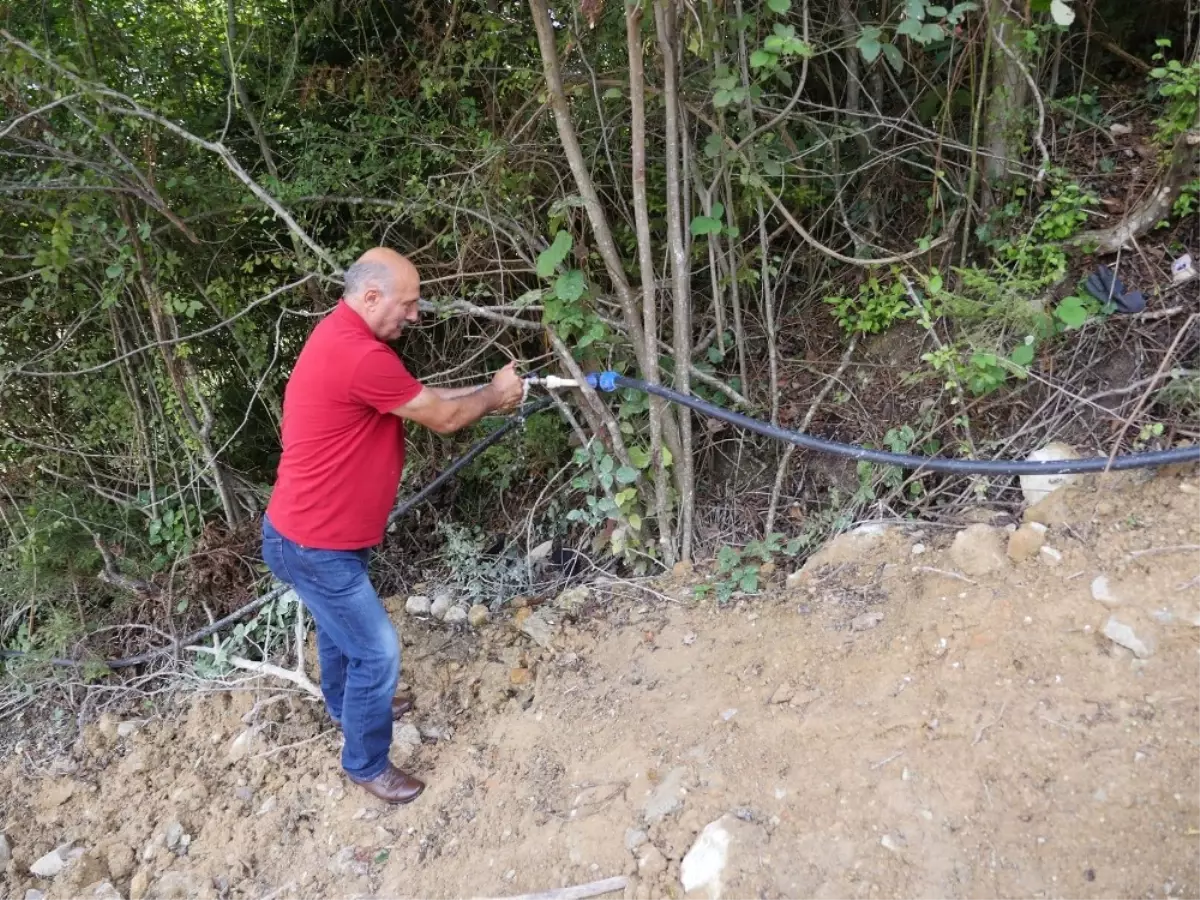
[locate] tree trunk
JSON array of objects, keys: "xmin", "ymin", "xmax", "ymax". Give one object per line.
[{"xmin": 982, "ymin": 0, "xmax": 1029, "ymax": 196}]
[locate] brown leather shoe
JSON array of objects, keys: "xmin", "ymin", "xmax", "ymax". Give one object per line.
[
  {"xmin": 350, "ymin": 764, "xmax": 425, "ymax": 804},
  {"xmin": 331, "ymin": 695, "xmax": 414, "ymax": 730}
]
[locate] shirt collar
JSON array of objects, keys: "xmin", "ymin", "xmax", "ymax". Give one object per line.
[{"xmin": 335, "ymin": 299, "xmax": 379, "ymax": 341}]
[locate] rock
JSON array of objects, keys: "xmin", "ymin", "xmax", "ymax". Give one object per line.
[
  {"xmin": 769, "ymin": 683, "xmax": 794, "ymax": 705},
  {"xmin": 30, "ymin": 848, "xmax": 68, "ymax": 878},
  {"xmin": 880, "ymin": 834, "xmax": 906, "ymax": 853},
  {"xmin": 637, "ymin": 846, "xmax": 668, "ymax": 878},
  {"xmin": 850, "ymin": 611, "xmax": 884, "ymax": 632},
  {"xmin": 1103, "ymin": 613, "xmax": 1158, "ymax": 659},
  {"xmin": 509, "ymin": 667, "xmax": 532, "ymax": 685},
  {"xmin": 227, "ymin": 729, "xmax": 255, "ymax": 763},
  {"xmin": 430, "ymin": 592, "xmax": 456, "ymax": 621},
  {"xmin": 1091, "ymin": 575, "xmax": 1122, "ymax": 608},
  {"xmin": 467, "ymin": 604, "xmax": 490, "ymax": 628},
  {"xmin": 1039, "ymin": 546, "xmax": 1063, "ymax": 565},
  {"xmin": 555, "ymin": 586, "xmax": 589, "ymax": 615},
  {"xmin": 443, "ymin": 605, "xmax": 468, "ymax": 625},
  {"xmin": 801, "ymin": 525, "xmax": 890, "ymax": 572},
  {"xmin": 25, "ymin": 891, "xmax": 46, "ymax": 900},
  {"xmin": 405, "ymin": 595, "xmax": 431, "ymax": 616},
  {"xmin": 1109, "ymin": 122, "xmax": 1133, "ymax": 136},
  {"xmin": 1007, "ymin": 522, "xmax": 1047, "ymax": 561},
  {"xmin": 528, "ymin": 540, "xmax": 554, "ymax": 566},
  {"xmin": 147, "ymin": 871, "xmax": 196, "ymax": 899},
  {"xmin": 256, "ymin": 796, "xmax": 278, "ymax": 816},
  {"xmin": 233, "ymin": 786, "xmax": 253, "ymax": 804},
  {"xmin": 625, "ymin": 829, "xmax": 649, "ymax": 853},
  {"xmin": 83, "ymin": 881, "xmax": 123, "ymax": 900},
  {"xmin": 394, "ymin": 724, "xmax": 422, "ymax": 750},
  {"xmin": 680, "ymin": 818, "xmax": 732, "ymax": 899},
  {"xmin": 758, "ymin": 562, "xmax": 776, "ymax": 577},
  {"xmin": 1019, "ymin": 442, "xmax": 1082, "ymax": 506},
  {"xmin": 129, "ymin": 869, "xmax": 151, "ymax": 900},
  {"xmin": 643, "ymin": 767, "xmax": 686, "ymax": 824},
  {"xmin": 105, "ymin": 846, "xmax": 133, "ymax": 881},
  {"xmin": 116, "ymin": 721, "xmax": 143, "ymax": 739},
  {"xmin": 950, "ymin": 524, "xmax": 1007, "ymax": 576},
  {"xmin": 0, "ymin": 832, "xmax": 10, "ymax": 869},
  {"xmin": 519, "ymin": 608, "xmax": 557, "ymax": 649},
  {"xmin": 784, "ymin": 571, "xmax": 804, "ymax": 590},
  {"xmin": 673, "ymin": 561, "xmax": 694, "ymax": 578},
  {"xmin": 911, "ymin": 543, "xmax": 927, "ymax": 555},
  {"xmin": 1024, "ymin": 488, "xmax": 1073, "ymax": 526},
  {"xmin": 163, "ymin": 823, "xmax": 184, "ymax": 852}
]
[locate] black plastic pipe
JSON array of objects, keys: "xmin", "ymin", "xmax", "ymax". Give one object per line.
[{"xmin": 587, "ymin": 372, "xmax": 1200, "ymax": 475}]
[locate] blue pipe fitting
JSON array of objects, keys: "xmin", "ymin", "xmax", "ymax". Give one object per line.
[{"xmin": 586, "ymin": 371, "xmax": 619, "ymax": 392}]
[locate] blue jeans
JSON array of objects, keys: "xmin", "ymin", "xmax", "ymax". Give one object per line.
[{"xmin": 260, "ymin": 515, "xmax": 400, "ymax": 781}]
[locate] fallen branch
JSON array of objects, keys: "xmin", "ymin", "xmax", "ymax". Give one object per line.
[
  {"xmin": 491, "ymin": 876, "xmax": 629, "ymax": 900},
  {"xmin": 187, "ymin": 645, "xmax": 321, "ymax": 698},
  {"xmin": 92, "ymin": 533, "xmax": 162, "ymax": 598}
]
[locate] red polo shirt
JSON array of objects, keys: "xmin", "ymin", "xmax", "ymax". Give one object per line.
[{"xmin": 266, "ymin": 301, "xmax": 423, "ymax": 549}]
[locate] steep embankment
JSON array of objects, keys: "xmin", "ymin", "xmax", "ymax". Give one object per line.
[{"xmin": 3, "ymin": 465, "xmax": 1198, "ymax": 900}]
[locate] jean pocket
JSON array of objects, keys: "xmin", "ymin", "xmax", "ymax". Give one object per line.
[
  {"xmin": 261, "ymin": 537, "xmax": 288, "ymax": 583},
  {"xmin": 293, "ymin": 546, "xmax": 368, "ymax": 594}
]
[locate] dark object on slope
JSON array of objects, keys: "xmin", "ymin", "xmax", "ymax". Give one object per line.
[{"xmin": 1084, "ymin": 265, "xmax": 1146, "ymax": 314}]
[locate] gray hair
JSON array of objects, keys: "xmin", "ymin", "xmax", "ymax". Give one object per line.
[{"xmin": 342, "ymin": 260, "xmax": 394, "ymax": 300}]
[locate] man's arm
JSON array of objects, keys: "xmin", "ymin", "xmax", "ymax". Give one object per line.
[
  {"xmin": 389, "ymin": 362, "xmax": 524, "ymax": 434},
  {"xmin": 429, "ymin": 385, "xmax": 488, "ymax": 400}
]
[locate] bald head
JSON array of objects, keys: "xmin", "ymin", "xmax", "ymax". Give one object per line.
[{"xmin": 342, "ymin": 248, "xmax": 421, "ymax": 340}]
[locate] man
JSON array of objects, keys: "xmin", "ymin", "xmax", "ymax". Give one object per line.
[{"xmin": 261, "ymin": 247, "xmax": 524, "ymax": 804}]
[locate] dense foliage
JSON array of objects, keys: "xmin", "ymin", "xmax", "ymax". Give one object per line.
[{"xmin": 0, "ymin": 0, "xmax": 1195, "ymax": 661}]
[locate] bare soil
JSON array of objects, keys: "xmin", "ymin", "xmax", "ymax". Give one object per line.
[{"xmin": 3, "ymin": 466, "xmax": 1199, "ymax": 900}]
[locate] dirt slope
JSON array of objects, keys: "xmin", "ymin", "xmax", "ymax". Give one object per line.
[{"xmin": 3, "ymin": 466, "xmax": 1198, "ymax": 900}]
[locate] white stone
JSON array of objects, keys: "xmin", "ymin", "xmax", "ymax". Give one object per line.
[
  {"xmin": 643, "ymin": 767, "xmax": 686, "ymax": 824},
  {"xmin": 430, "ymin": 592, "xmax": 456, "ymax": 620},
  {"xmin": 681, "ymin": 817, "xmax": 732, "ymax": 899},
  {"xmin": 1019, "ymin": 443, "xmax": 1082, "ymax": 505},
  {"xmin": 1091, "ymin": 575, "xmax": 1121, "ymax": 607},
  {"xmin": 443, "ymin": 605, "xmax": 468, "ymax": 625},
  {"xmin": 404, "ymin": 595, "xmax": 431, "ymax": 616},
  {"xmin": 0, "ymin": 832, "xmax": 10, "ymax": 869},
  {"xmin": 1103, "ymin": 615, "xmax": 1157, "ymax": 659},
  {"xmin": 30, "ymin": 848, "xmax": 67, "ymax": 878}
]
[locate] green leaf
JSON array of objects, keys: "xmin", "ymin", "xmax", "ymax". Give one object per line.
[
  {"xmin": 1055, "ymin": 295, "xmax": 1088, "ymax": 329},
  {"xmin": 1009, "ymin": 342, "xmax": 1035, "ymax": 366},
  {"xmin": 749, "ymin": 49, "xmax": 776, "ymax": 68},
  {"xmin": 767, "ymin": 0, "xmax": 791, "ymax": 12},
  {"xmin": 629, "ymin": 446, "xmax": 651, "ymax": 469},
  {"xmin": 707, "ymin": 345, "xmax": 725, "ymax": 364},
  {"xmin": 661, "ymin": 447, "xmax": 673, "ymax": 467},
  {"xmin": 947, "ymin": 1, "xmax": 977, "ymax": 21},
  {"xmin": 603, "ymin": 87, "xmax": 623, "ymax": 99},
  {"xmin": 599, "ymin": 455, "xmax": 614, "ymax": 474},
  {"xmin": 1049, "ymin": 0, "xmax": 1074, "ymax": 26},
  {"xmin": 105, "ymin": 263, "xmax": 124, "ymax": 279},
  {"xmin": 628, "ymin": 513, "xmax": 642, "ymax": 531},
  {"xmin": 859, "ymin": 26, "xmax": 888, "ymax": 63},
  {"xmin": 704, "ymin": 133, "xmax": 725, "ymax": 158},
  {"xmin": 615, "ymin": 465, "xmax": 638, "ymax": 484},
  {"xmin": 690, "ymin": 215, "xmax": 723, "ymax": 236},
  {"xmin": 762, "ymin": 159, "xmax": 783, "ymax": 176},
  {"xmin": 554, "ymin": 269, "xmax": 586, "ymax": 302},
  {"xmin": 536, "ymin": 231, "xmax": 573, "ymax": 278},
  {"xmin": 905, "ymin": 0, "xmax": 926, "ymax": 19},
  {"xmin": 882, "ymin": 43, "xmax": 905, "ymax": 73},
  {"xmin": 896, "ymin": 17, "xmax": 922, "ymax": 38},
  {"xmin": 711, "ymin": 202, "xmax": 725, "ymax": 220},
  {"xmin": 919, "ymin": 22, "xmax": 944, "ymax": 42},
  {"xmin": 927, "ymin": 4, "xmax": 947, "ymax": 14}
]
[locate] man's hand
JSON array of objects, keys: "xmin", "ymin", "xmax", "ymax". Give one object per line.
[{"xmin": 491, "ymin": 361, "xmax": 524, "ymax": 412}]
